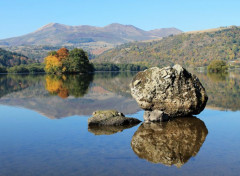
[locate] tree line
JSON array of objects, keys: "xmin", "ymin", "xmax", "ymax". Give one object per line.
[{"xmin": 0, "ymin": 47, "xmax": 147, "ymax": 73}]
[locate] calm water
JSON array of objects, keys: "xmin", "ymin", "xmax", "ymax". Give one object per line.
[{"xmin": 0, "ymin": 71, "xmax": 240, "ymax": 176}]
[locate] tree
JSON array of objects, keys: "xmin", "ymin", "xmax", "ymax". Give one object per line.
[
  {"xmin": 57, "ymin": 48, "xmax": 69, "ymax": 60},
  {"xmin": 207, "ymin": 60, "xmax": 228, "ymax": 73},
  {"xmin": 44, "ymin": 55, "xmax": 62, "ymax": 74},
  {"xmin": 66, "ymin": 48, "xmax": 93, "ymax": 73}
]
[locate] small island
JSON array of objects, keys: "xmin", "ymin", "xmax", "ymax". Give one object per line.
[{"xmin": 44, "ymin": 47, "xmax": 94, "ymax": 74}]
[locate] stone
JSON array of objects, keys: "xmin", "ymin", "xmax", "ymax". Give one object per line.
[
  {"xmin": 130, "ymin": 64, "xmax": 208, "ymax": 118},
  {"xmin": 88, "ymin": 110, "xmax": 141, "ymax": 126},
  {"xmin": 143, "ymin": 110, "xmax": 169, "ymax": 122},
  {"xmin": 131, "ymin": 117, "xmax": 208, "ymax": 167}
]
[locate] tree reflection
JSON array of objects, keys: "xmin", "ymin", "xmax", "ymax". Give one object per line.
[
  {"xmin": 131, "ymin": 117, "xmax": 208, "ymax": 167},
  {"xmin": 207, "ymin": 72, "xmax": 228, "ymax": 82},
  {"xmin": 45, "ymin": 74, "xmax": 93, "ymax": 98},
  {"xmin": 0, "ymin": 74, "xmax": 44, "ymax": 98}
]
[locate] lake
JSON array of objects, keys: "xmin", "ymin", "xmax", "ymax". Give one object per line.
[{"xmin": 0, "ymin": 71, "xmax": 240, "ymax": 176}]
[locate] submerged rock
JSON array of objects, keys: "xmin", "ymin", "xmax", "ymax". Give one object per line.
[
  {"xmin": 88, "ymin": 110, "xmax": 141, "ymax": 126},
  {"xmin": 88, "ymin": 123, "xmax": 139, "ymax": 135},
  {"xmin": 131, "ymin": 117, "xmax": 208, "ymax": 167},
  {"xmin": 130, "ymin": 64, "xmax": 208, "ymax": 119}
]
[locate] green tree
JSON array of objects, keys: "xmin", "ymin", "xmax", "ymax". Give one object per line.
[
  {"xmin": 66, "ymin": 48, "xmax": 94, "ymax": 73},
  {"xmin": 207, "ymin": 60, "xmax": 228, "ymax": 73}
]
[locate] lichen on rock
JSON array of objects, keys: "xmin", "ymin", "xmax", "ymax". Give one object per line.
[{"xmin": 88, "ymin": 110, "xmax": 141, "ymax": 126}]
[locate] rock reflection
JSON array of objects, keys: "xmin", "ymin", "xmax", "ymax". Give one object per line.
[
  {"xmin": 131, "ymin": 117, "xmax": 208, "ymax": 167},
  {"xmin": 88, "ymin": 123, "xmax": 140, "ymax": 135}
]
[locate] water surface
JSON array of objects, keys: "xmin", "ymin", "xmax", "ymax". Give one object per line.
[{"xmin": 0, "ymin": 71, "xmax": 240, "ymax": 176}]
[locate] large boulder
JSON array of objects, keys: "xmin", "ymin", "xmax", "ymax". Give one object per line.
[
  {"xmin": 130, "ymin": 64, "xmax": 208, "ymax": 118},
  {"xmin": 131, "ymin": 117, "xmax": 208, "ymax": 167},
  {"xmin": 88, "ymin": 110, "xmax": 141, "ymax": 126}
]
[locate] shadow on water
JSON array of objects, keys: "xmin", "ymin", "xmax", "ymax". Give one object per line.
[{"xmin": 131, "ymin": 117, "xmax": 208, "ymax": 168}]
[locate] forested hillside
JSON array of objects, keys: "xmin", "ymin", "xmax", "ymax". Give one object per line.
[
  {"xmin": 94, "ymin": 26, "xmax": 240, "ymax": 67},
  {"xmin": 0, "ymin": 48, "xmax": 33, "ymax": 67}
]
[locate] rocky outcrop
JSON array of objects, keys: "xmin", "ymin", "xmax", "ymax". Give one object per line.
[
  {"xmin": 88, "ymin": 110, "xmax": 141, "ymax": 126},
  {"xmin": 131, "ymin": 117, "xmax": 208, "ymax": 167},
  {"xmin": 130, "ymin": 64, "xmax": 208, "ymax": 119}
]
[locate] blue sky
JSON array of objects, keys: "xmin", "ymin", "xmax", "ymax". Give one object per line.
[{"xmin": 0, "ymin": 0, "xmax": 239, "ymax": 39}]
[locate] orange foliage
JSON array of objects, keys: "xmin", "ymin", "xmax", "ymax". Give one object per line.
[
  {"xmin": 58, "ymin": 88, "xmax": 69, "ymax": 99},
  {"xmin": 57, "ymin": 48, "xmax": 69, "ymax": 60},
  {"xmin": 44, "ymin": 48, "xmax": 69, "ymax": 73},
  {"xmin": 45, "ymin": 76, "xmax": 69, "ymax": 99}
]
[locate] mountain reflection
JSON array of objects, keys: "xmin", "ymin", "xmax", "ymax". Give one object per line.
[
  {"xmin": 1, "ymin": 70, "xmax": 240, "ymax": 119},
  {"xmin": 0, "ymin": 73, "xmax": 139, "ymax": 119},
  {"xmin": 131, "ymin": 117, "xmax": 208, "ymax": 167},
  {"xmin": 194, "ymin": 71, "xmax": 240, "ymax": 111}
]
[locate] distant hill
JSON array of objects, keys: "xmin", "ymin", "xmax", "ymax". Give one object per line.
[
  {"xmin": 0, "ymin": 23, "xmax": 182, "ymax": 46},
  {"xmin": 0, "ymin": 23, "xmax": 182, "ymax": 60},
  {"xmin": 0, "ymin": 48, "xmax": 33, "ymax": 67},
  {"xmin": 94, "ymin": 26, "xmax": 240, "ymax": 67}
]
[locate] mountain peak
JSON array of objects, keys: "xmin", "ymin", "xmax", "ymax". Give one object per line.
[{"xmin": 36, "ymin": 23, "xmax": 66, "ymax": 32}]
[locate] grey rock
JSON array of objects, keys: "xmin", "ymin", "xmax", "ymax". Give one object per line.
[
  {"xmin": 144, "ymin": 110, "xmax": 169, "ymax": 122},
  {"xmin": 88, "ymin": 110, "xmax": 141, "ymax": 126},
  {"xmin": 131, "ymin": 117, "xmax": 208, "ymax": 167},
  {"xmin": 130, "ymin": 64, "xmax": 208, "ymax": 118}
]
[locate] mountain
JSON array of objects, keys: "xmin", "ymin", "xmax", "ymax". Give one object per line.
[
  {"xmin": 93, "ymin": 26, "xmax": 240, "ymax": 67},
  {"xmin": 0, "ymin": 48, "xmax": 33, "ymax": 67},
  {"xmin": 0, "ymin": 23, "xmax": 182, "ymax": 46}
]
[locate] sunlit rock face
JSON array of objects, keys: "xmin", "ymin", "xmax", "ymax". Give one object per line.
[
  {"xmin": 130, "ymin": 65, "xmax": 208, "ymax": 119},
  {"xmin": 131, "ymin": 117, "xmax": 208, "ymax": 167}
]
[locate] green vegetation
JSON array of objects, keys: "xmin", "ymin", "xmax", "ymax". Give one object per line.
[
  {"xmin": 207, "ymin": 60, "xmax": 228, "ymax": 73},
  {"xmin": 95, "ymin": 26, "xmax": 240, "ymax": 67},
  {"xmin": 0, "ymin": 48, "xmax": 34, "ymax": 67},
  {"xmin": 93, "ymin": 63, "xmax": 148, "ymax": 71},
  {"xmin": 0, "ymin": 66, "xmax": 7, "ymax": 73},
  {"xmin": 7, "ymin": 63, "xmax": 45, "ymax": 73}
]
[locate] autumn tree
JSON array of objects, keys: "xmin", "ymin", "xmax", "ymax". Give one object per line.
[{"xmin": 57, "ymin": 48, "xmax": 69, "ymax": 60}]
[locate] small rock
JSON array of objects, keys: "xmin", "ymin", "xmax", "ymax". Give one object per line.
[{"xmin": 88, "ymin": 110, "xmax": 141, "ymax": 126}]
